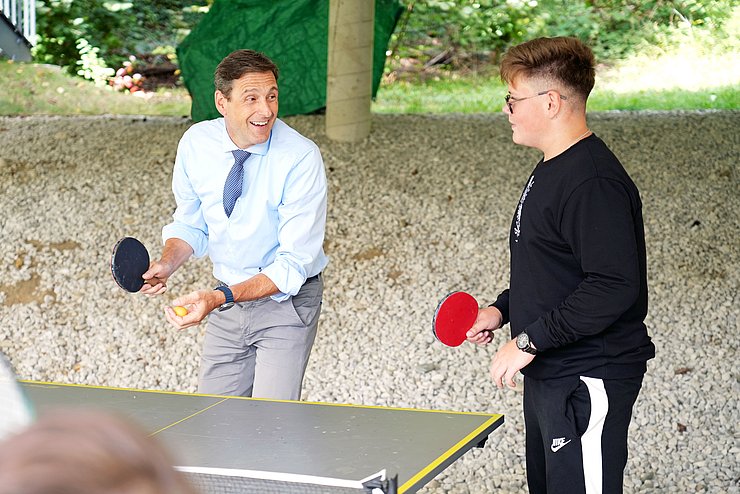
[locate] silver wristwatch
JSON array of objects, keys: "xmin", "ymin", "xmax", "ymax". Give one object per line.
[{"xmin": 515, "ymin": 332, "xmax": 537, "ymax": 355}]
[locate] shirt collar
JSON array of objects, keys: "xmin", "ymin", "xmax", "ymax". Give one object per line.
[{"xmin": 220, "ymin": 118, "xmax": 275, "ymax": 157}]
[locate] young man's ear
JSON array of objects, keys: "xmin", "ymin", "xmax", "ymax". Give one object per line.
[{"xmin": 545, "ymin": 91, "xmax": 563, "ymax": 117}]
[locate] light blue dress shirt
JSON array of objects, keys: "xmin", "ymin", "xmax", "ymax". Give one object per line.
[{"xmin": 162, "ymin": 118, "xmax": 328, "ymax": 302}]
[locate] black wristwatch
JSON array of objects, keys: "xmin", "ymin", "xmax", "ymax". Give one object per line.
[
  {"xmin": 516, "ymin": 332, "xmax": 537, "ymax": 355},
  {"xmin": 214, "ymin": 286, "xmax": 235, "ymax": 312}
]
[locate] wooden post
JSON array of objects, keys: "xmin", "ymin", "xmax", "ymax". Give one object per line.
[{"xmin": 326, "ymin": 0, "xmax": 374, "ymax": 142}]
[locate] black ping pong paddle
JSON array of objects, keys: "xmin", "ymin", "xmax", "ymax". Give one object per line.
[
  {"xmin": 110, "ymin": 237, "xmax": 163, "ymax": 292},
  {"xmin": 432, "ymin": 291, "xmax": 479, "ymax": 347}
]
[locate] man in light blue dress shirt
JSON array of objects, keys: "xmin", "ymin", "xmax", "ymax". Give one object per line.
[{"xmin": 140, "ymin": 50, "xmax": 328, "ymax": 401}]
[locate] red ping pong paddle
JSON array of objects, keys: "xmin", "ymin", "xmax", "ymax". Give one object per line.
[
  {"xmin": 432, "ymin": 291, "xmax": 479, "ymax": 347},
  {"xmin": 110, "ymin": 237, "xmax": 163, "ymax": 292}
]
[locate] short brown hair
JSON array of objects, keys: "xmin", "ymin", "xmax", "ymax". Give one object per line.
[
  {"xmin": 215, "ymin": 49, "xmax": 279, "ymax": 99},
  {"xmin": 0, "ymin": 410, "xmax": 197, "ymax": 494},
  {"xmin": 500, "ymin": 37, "xmax": 595, "ymax": 102}
]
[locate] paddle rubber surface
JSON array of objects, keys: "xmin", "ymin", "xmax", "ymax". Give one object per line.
[
  {"xmin": 432, "ymin": 291, "xmax": 478, "ymax": 347},
  {"xmin": 110, "ymin": 237, "xmax": 152, "ymax": 293}
]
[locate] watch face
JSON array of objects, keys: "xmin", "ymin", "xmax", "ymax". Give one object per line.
[
  {"xmin": 218, "ymin": 301, "xmax": 235, "ymax": 312},
  {"xmin": 516, "ymin": 332, "xmax": 529, "ymax": 349},
  {"xmin": 516, "ymin": 332, "xmax": 537, "ymax": 354}
]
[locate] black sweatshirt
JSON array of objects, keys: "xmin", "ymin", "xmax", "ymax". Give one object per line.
[{"xmin": 492, "ymin": 134, "xmax": 655, "ymax": 380}]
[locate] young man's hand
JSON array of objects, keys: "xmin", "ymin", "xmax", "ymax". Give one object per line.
[
  {"xmin": 490, "ymin": 338, "xmax": 535, "ymax": 389},
  {"xmin": 466, "ymin": 306, "xmax": 503, "ymax": 346}
]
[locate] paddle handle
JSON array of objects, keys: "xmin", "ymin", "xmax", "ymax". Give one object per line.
[{"xmin": 143, "ymin": 277, "xmax": 165, "ymax": 286}]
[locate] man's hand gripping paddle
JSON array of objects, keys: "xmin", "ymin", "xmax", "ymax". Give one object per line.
[
  {"xmin": 432, "ymin": 291, "xmax": 479, "ymax": 347},
  {"xmin": 110, "ymin": 237, "xmax": 164, "ymax": 292}
]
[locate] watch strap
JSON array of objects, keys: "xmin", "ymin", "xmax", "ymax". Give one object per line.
[{"xmin": 214, "ymin": 285, "xmax": 234, "ymax": 310}]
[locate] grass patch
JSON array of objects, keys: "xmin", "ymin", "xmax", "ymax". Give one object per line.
[
  {"xmin": 371, "ymin": 75, "xmax": 739, "ymax": 114},
  {"xmin": 0, "ymin": 60, "xmax": 191, "ymax": 116}
]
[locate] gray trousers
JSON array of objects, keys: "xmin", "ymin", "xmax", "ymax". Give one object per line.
[{"xmin": 197, "ymin": 275, "xmax": 322, "ymax": 400}]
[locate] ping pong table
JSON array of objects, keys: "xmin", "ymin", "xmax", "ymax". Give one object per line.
[{"xmin": 21, "ymin": 381, "xmax": 503, "ymax": 493}]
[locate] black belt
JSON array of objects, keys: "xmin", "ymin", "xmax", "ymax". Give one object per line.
[{"xmin": 305, "ymin": 273, "xmax": 320, "ymax": 283}]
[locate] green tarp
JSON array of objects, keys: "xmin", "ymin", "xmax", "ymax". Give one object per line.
[{"xmin": 177, "ymin": 0, "xmax": 404, "ymax": 122}]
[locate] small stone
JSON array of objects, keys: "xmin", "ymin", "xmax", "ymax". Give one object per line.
[{"xmin": 417, "ymin": 362, "xmax": 438, "ymax": 373}]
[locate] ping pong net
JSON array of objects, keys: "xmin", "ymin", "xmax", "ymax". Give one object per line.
[{"xmin": 179, "ymin": 466, "xmax": 397, "ymax": 494}]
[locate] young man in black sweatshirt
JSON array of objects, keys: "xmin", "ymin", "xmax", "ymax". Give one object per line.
[{"xmin": 465, "ymin": 37, "xmax": 655, "ymax": 494}]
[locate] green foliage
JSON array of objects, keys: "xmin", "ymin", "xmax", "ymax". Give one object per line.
[
  {"xmin": 33, "ymin": 0, "xmax": 211, "ymax": 84},
  {"xmin": 534, "ymin": 0, "xmax": 737, "ymax": 61},
  {"xmin": 33, "ymin": 0, "xmax": 111, "ymax": 73},
  {"xmin": 389, "ymin": 0, "xmax": 738, "ymax": 73},
  {"xmin": 390, "ymin": 0, "xmax": 540, "ymax": 70}
]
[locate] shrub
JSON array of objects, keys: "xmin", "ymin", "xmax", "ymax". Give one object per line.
[
  {"xmin": 33, "ymin": 0, "xmax": 210, "ymax": 86},
  {"xmin": 387, "ymin": 0, "xmax": 737, "ymax": 74}
]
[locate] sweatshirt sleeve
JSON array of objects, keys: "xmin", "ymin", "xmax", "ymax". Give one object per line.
[
  {"xmin": 525, "ymin": 177, "xmax": 641, "ymax": 351},
  {"xmin": 490, "ymin": 289, "xmax": 510, "ymax": 326}
]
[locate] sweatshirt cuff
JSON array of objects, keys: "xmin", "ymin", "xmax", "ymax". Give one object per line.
[
  {"xmin": 525, "ymin": 318, "xmax": 552, "ymax": 352},
  {"xmin": 489, "ymin": 301, "xmax": 509, "ymax": 328}
]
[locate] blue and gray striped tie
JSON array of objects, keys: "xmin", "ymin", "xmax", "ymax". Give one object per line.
[{"xmin": 223, "ymin": 149, "xmax": 250, "ymax": 217}]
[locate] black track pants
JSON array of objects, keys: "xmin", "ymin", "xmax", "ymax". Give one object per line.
[{"xmin": 523, "ymin": 374, "xmax": 644, "ymax": 494}]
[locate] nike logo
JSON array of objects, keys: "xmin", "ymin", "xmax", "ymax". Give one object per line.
[{"xmin": 550, "ymin": 437, "xmax": 572, "ymax": 452}]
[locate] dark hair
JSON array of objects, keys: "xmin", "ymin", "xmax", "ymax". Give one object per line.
[
  {"xmin": 500, "ymin": 37, "xmax": 595, "ymax": 102},
  {"xmin": 0, "ymin": 410, "xmax": 197, "ymax": 494},
  {"xmin": 214, "ymin": 49, "xmax": 279, "ymax": 99}
]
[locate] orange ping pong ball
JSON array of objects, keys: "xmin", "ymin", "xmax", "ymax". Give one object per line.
[{"xmin": 173, "ymin": 306, "xmax": 188, "ymax": 317}]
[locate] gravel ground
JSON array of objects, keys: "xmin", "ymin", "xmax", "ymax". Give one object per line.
[{"xmin": 0, "ymin": 111, "xmax": 738, "ymax": 493}]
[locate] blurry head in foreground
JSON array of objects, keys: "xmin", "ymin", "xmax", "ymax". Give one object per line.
[
  {"xmin": 0, "ymin": 352, "xmax": 33, "ymax": 441},
  {"xmin": 0, "ymin": 410, "xmax": 197, "ymax": 494}
]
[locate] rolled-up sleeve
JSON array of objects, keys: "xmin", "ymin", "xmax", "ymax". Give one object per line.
[{"xmin": 261, "ymin": 145, "xmax": 327, "ymax": 302}]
